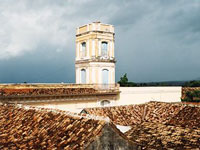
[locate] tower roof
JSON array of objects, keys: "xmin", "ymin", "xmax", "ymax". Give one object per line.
[{"xmin": 76, "ymin": 22, "xmax": 114, "ymax": 36}]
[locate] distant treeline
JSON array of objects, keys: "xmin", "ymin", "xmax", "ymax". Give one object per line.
[
  {"xmin": 118, "ymin": 74, "xmax": 200, "ymax": 87},
  {"xmin": 183, "ymin": 80, "xmax": 200, "ymax": 87}
]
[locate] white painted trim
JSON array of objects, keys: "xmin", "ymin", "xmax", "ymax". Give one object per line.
[
  {"xmin": 92, "ymin": 68, "xmax": 95, "ymax": 83},
  {"xmin": 76, "ymin": 68, "xmax": 80, "ymax": 83},
  {"xmin": 98, "ymin": 68, "xmax": 102, "ymax": 84},
  {"xmin": 79, "ymin": 68, "xmax": 81, "ymax": 84},
  {"xmin": 92, "ymin": 40, "xmax": 95, "ymax": 56},
  {"xmin": 98, "ymin": 23, "xmax": 100, "ymax": 30},
  {"xmin": 89, "ymin": 62, "xmax": 115, "ymax": 67},
  {"xmin": 110, "ymin": 41, "xmax": 112, "ymax": 57},
  {"xmin": 109, "ymin": 69, "xmax": 111, "ymax": 84},
  {"xmin": 87, "ymin": 40, "xmax": 89, "ymax": 58},
  {"xmin": 113, "ymin": 41, "xmax": 115, "ymax": 57},
  {"xmin": 98, "ymin": 40, "xmax": 101, "ymax": 56},
  {"xmin": 86, "ymin": 68, "xmax": 89, "ymax": 84},
  {"xmin": 110, "ymin": 69, "xmax": 113, "ymax": 84},
  {"xmin": 107, "ymin": 42, "xmax": 109, "ymax": 57},
  {"xmin": 80, "ymin": 42, "xmax": 82, "ymax": 52},
  {"xmin": 113, "ymin": 68, "xmax": 115, "ymax": 83},
  {"xmin": 92, "ymin": 23, "xmax": 95, "ymax": 30}
]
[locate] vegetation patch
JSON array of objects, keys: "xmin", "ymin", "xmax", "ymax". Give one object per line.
[{"xmin": 182, "ymin": 90, "xmax": 200, "ymax": 102}]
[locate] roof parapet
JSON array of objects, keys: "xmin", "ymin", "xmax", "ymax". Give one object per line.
[{"xmin": 76, "ymin": 22, "xmax": 114, "ymax": 35}]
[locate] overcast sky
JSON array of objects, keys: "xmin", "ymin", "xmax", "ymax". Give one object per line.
[{"xmin": 0, "ymin": 0, "xmax": 200, "ymax": 83}]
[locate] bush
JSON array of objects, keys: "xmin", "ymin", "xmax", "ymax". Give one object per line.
[
  {"xmin": 182, "ymin": 90, "xmax": 200, "ymax": 102},
  {"xmin": 118, "ymin": 73, "xmax": 137, "ymax": 87}
]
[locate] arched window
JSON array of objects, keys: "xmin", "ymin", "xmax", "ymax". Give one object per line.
[
  {"xmin": 81, "ymin": 69, "xmax": 86, "ymax": 84},
  {"xmin": 102, "ymin": 69, "xmax": 109, "ymax": 84},
  {"xmin": 81, "ymin": 42, "xmax": 86, "ymax": 58},
  {"xmin": 101, "ymin": 41, "xmax": 108, "ymax": 57},
  {"xmin": 100, "ymin": 100, "xmax": 110, "ymax": 107}
]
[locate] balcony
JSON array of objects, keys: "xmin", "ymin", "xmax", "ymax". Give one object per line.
[{"xmin": 76, "ymin": 56, "xmax": 116, "ymax": 64}]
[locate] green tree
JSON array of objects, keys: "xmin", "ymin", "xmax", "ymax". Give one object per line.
[
  {"xmin": 184, "ymin": 80, "xmax": 200, "ymax": 87},
  {"xmin": 118, "ymin": 73, "xmax": 128, "ymax": 86},
  {"xmin": 118, "ymin": 73, "xmax": 137, "ymax": 87}
]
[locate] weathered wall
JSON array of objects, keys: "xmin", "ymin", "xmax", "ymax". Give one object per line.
[
  {"xmin": 118, "ymin": 87, "xmax": 182, "ymax": 105},
  {"xmin": 86, "ymin": 124, "xmax": 139, "ymax": 150}
]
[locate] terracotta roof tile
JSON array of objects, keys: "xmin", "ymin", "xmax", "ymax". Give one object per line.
[
  {"xmin": 167, "ymin": 106, "xmax": 200, "ymax": 128},
  {"xmin": 84, "ymin": 104, "xmax": 145, "ymax": 126},
  {"xmin": 84, "ymin": 102, "xmax": 185, "ymax": 126},
  {"xmin": 0, "ymin": 104, "xmax": 138, "ymax": 149},
  {"xmin": 85, "ymin": 102, "xmax": 200, "ymax": 149},
  {"xmin": 125, "ymin": 122, "xmax": 200, "ymax": 149},
  {"xmin": 0, "ymin": 104, "xmax": 109, "ymax": 149},
  {"xmin": 143, "ymin": 101, "xmax": 184, "ymax": 124},
  {"xmin": 0, "ymin": 88, "xmax": 97, "ymax": 97}
]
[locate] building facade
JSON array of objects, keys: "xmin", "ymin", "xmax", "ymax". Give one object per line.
[
  {"xmin": 75, "ymin": 21, "xmax": 115, "ymax": 84},
  {"xmin": 0, "ymin": 83, "xmax": 120, "ymax": 112},
  {"xmin": 0, "ymin": 22, "xmax": 183, "ymax": 113}
]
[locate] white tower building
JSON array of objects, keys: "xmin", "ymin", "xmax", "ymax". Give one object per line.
[{"xmin": 75, "ymin": 21, "xmax": 116, "ymax": 84}]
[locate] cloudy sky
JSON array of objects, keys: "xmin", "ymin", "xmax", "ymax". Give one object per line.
[{"xmin": 0, "ymin": 0, "xmax": 200, "ymax": 83}]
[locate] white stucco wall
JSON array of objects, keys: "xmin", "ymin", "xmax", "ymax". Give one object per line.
[
  {"xmin": 30, "ymin": 87, "xmax": 182, "ymax": 113},
  {"xmin": 32, "ymin": 99, "xmax": 118, "ymax": 113},
  {"xmin": 118, "ymin": 87, "xmax": 182, "ymax": 105}
]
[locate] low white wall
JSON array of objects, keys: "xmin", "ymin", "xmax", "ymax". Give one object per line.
[
  {"xmin": 118, "ymin": 87, "xmax": 182, "ymax": 105},
  {"xmin": 31, "ymin": 87, "xmax": 182, "ymax": 112},
  {"xmin": 31, "ymin": 100, "xmax": 118, "ymax": 113}
]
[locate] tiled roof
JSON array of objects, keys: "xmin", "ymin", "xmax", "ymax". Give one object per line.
[
  {"xmin": 84, "ymin": 102, "xmax": 200, "ymax": 149},
  {"xmin": 0, "ymin": 104, "xmax": 135, "ymax": 149},
  {"xmin": 125, "ymin": 122, "xmax": 200, "ymax": 149},
  {"xmin": 83, "ymin": 102, "xmax": 184, "ymax": 126},
  {"xmin": 84, "ymin": 104, "xmax": 145, "ymax": 126},
  {"xmin": 0, "ymin": 88, "xmax": 97, "ymax": 97},
  {"xmin": 143, "ymin": 101, "xmax": 184, "ymax": 124},
  {"xmin": 167, "ymin": 106, "xmax": 200, "ymax": 128}
]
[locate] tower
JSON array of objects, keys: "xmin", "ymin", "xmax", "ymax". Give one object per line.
[{"xmin": 75, "ymin": 21, "xmax": 116, "ymax": 84}]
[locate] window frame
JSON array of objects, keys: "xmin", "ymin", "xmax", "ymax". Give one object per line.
[
  {"xmin": 80, "ymin": 68, "xmax": 86, "ymax": 84},
  {"xmin": 100, "ymin": 100, "xmax": 111, "ymax": 107},
  {"xmin": 101, "ymin": 41, "xmax": 108, "ymax": 57},
  {"xmin": 81, "ymin": 42, "xmax": 86, "ymax": 58}
]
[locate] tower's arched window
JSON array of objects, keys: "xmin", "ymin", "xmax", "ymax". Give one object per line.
[
  {"xmin": 102, "ymin": 69, "xmax": 109, "ymax": 84},
  {"xmin": 100, "ymin": 100, "xmax": 110, "ymax": 107},
  {"xmin": 81, "ymin": 69, "xmax": 86, "ymax": 84},
  {"xmin": 81, "ymin": 42, "xmax": 86, "ymax": 58},
  {"xmin": 101, "ymin": 41, "xmax": 108, "ymax": 57}
]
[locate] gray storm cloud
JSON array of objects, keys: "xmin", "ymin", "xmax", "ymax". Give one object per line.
[{"xmin": 0, "ymin": 0, "xmax": 200, "ymax": 83}]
